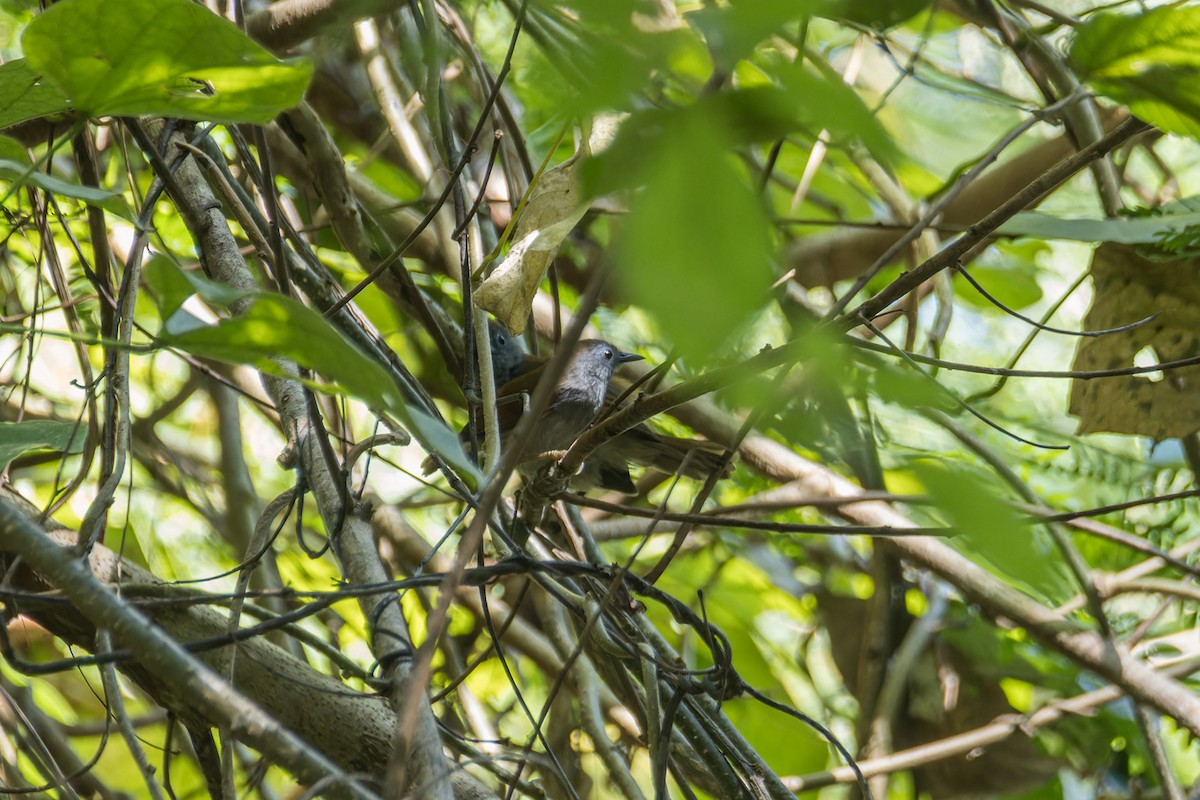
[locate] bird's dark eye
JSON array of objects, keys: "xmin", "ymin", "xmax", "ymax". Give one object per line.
[
  {"xmin": 604, "ymin": 349, "xmax": 613, "ymax": 360},
  {"xmin": 496, "ymin": 334, "xmax": 506, "ymax": 345}
]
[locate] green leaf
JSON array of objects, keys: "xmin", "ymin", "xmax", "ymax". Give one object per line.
[
  {"xmin": 688, "ymin": 0, "xmax": 927, "ymax": 73},
  {"xmin": 0, "ymin": 159, "xmax": 130, "ymax": 218},
  {"xmin": 613, "ymin": 111, "xmax": 774, "ymax": 356},
  {"xmin": 160, "ymin": 294, "xmax": 403, "ymax": 413},
  {"xmin": 153, "ymin": 280, "xmax": 480, "ymax": 485},
  {"xmin": 580, "ymin": 109, "xmax": 675, "ymax": 197},
  {"xmin": 143, "ymin": 257, "xmax": 251, "ymax": 327},
  {"xmin": 1071, "ymin": 6, "xmax": 1200, "ymax": 140},
  {"xmin": 584, "ymin": 79, "xmax": 894, "ymax": 199},
  {"xmin": 1072, "ymin": 6, "xmax": 1200, "ymax": 74},
  {"xmin": 573, "ymin": 29, "xmax": 696, "ymax": 114},
  {"xmin": 0, "ymin": 59, "xmax": 74, "ymax": 129},
  {"xmin": 689, "ymin": 1, "xmax": 819, "ymax": 71},
  {"xmin": 955, "ymin": 243, "xmax": 1044, "ymax": 312},
  {"xmin": 914, "ymin": 462, "xmax": 1072, "ymax": 603},
  {"xmin": 531, "ymin": 0, "xmax": 697, "ymax": 115},
  {"xmin": 817, "ymin": 0, "xmax": 931, "ymax": 29},
  {"xmin": 999, "ymin": 209, "xmax": 1200, "ymax": 244},
  {"xmin": 0, "ymin": 420, "xmax": 86, "ymax": 471},
  {"xmin": 868, "ymin": 362, "xmax": 955, "ymax": 413},
  {"xmin": 0, "ymin": 137, "xmax": 30, "ymax": 164},
  {"xmin": 703, "ymin": 85, "xmax": 820, "ymax": 144},
  {"xmin": 21, "ymin": 0, "xmax": 311, "ymax": 123},
  {"xmin": 777, "ymin": 62, "xmax": 897, "ymax": 164},
  {"xmin": 142, "ymin": 256, "xmax": 203, "ymax": 324},
  {"xmin": 536, "ymin": 0, "xmax": 641, "ymax": 28},
  {"xmin": 407, "ymin": 407, "xmax": 481, "ymax": 486},
  {"xmin": 1089, "ymin": 72, "xmax": 1200, "ymax": 141}
]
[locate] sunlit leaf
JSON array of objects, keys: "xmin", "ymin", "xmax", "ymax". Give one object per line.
[
  {"xmin": 0, "ymin": 420, "xmax": 86, "ymax": 471},
  {"xmin": 142, "ymin": 257, "xmax": 206, "ymax": 324},
  {"xmin": 155, "ymin": 291, "xmax": 481, "ymax": 484},
  {"xmin": 143, "ymin": 257, "xmax": 250, "ymax": 324},
  {"xmin": 407, "ymin": 407, "xmax": 481, "ymax": 486},
  {"xmin": 0, "ymin": 59, "xmax": 73, "ymax": 129},
  {"xmin": 776, "ymin": 62, "xmax": 897, "ymax": 163},
  {"xmin": 21, "ymin": 0, "xmax": 311, "ymax": 123},
  {"xmin": 1071, "ymin": 6, "xmax": 1200, "ymax": 73},
  {"xmin": 867, "ymin": 357, "xmax": 955, "ymax": 413},
  {"xmin": 531, "ymin": 0, "xmax": 696, "ymax": 115},
  {"xmin": 817, "ymin": 0, "xmax": 931, "ymax": 29},
  {"xmin": 1071, "ymin": 6, "xmax": 1200, "ymax": 139},
  {"xmin": 585, "ymin": 78, "xmax": 894, "ymax": 199},
  {"xmin": 0, "ymin": 158, "xmax": 130, "ymax": 218},
  {"xmin": 0, "ymin": 137, "xmax": 29, "ymax": 164},
  {"xmin": 956, "ymin": 259, "xmax": 1043, "ymax": 312},
  {"xmin": 160, "ymin": 294, "xmax": 402, "ymax": 413}
]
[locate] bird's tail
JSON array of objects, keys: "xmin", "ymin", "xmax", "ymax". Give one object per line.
[{"xmin": 613, "ymin": 427, "xmax": 734, "ymax": 480}]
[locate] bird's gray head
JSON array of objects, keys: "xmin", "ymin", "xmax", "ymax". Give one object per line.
[{"xmin": 559, "ymin": 340, "xmax": 643, "ymax": 406}]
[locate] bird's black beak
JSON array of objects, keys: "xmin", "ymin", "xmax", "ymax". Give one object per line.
[{"xmin": 616, "ymin": 350, "xmax": 645, "ymax": 364}]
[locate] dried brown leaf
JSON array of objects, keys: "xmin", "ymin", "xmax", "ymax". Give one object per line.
[{"xmin": 1069, "ymin": 243, "xmax": 1200, "ymax": 439}]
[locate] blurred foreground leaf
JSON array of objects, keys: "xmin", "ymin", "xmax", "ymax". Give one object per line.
[
  {"xmin": 915, "ymin": 463, "xmax": 1073, "ymax": 604},
  {"xmin": 611, "ymin": 110, "xmax": 774, "ymax": 356}
]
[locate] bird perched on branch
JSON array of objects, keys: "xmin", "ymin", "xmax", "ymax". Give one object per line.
[
  {"xmin": 425, "ymin": 337, "xmax": 642, "ymax": 482},
  {"xmin": 494, "ymin": 338, "xmax": 645, "ymax": 461},
  {"xmin": 485, "ymin": 325, "xmax": 732, "ymax": 493}
]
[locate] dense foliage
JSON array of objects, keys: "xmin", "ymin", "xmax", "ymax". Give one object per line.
[{"xmin": 3, "ymin": 0, "xmax": 1200, "ymax": 798}]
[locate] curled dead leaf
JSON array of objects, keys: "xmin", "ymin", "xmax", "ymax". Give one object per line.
[
  {"xmin": 476, "ymin": 116, "xmax": 623, "ymax": 334},
  {"xmin": 475, "ymin": 159, "xmax": 586, "ymax": 334}
]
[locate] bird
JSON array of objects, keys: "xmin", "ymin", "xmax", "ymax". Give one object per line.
[
  {"xmin": 495, "ymin": 339, "xmax": 644, "ymax": 466},
  {"xmin": 423, "ymin": 338, "xmax": 643, "ymax": 480},
  {"xmin": 486, "ymin": 325, "xmax": 732, "ymax": 492},
  {"xmin": 488, "ymin": 321, "xmax": 537, "ymax": 387}
]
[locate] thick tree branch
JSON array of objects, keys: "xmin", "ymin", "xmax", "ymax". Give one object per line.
[
  {"xmin": 0, "ymin": 500, "xmax": 380, "ymax": 800},
  {"xmin": 670, "ymin": 402, "xmax": 1200, "ymax": 735},
  {"xmin": 246, "ymin": 0, "xmax": 405, "ymax": 53}
]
